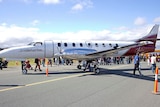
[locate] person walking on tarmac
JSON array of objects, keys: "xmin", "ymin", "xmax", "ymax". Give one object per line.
[
  {"xmin": 133, "ymin": 53, "xmax": 142, "ymax": 76},
  {"xmin": 34, "ymin": 58, "xmax": 42, "ymax": 71},
  {"xmin": 150, "ymin": 54, "xmax": 157, "ymax": 74}
]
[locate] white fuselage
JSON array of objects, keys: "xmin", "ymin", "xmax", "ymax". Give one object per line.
[
  {"xmin": 0, "ymin": 40, "xmax": 136, "ymax": 60},
  {"xmin": 53, "ymin": 40, "xmax": 135, "ymax": 59}
]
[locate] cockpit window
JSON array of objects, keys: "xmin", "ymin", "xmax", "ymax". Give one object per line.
[
  {"xmin": 28, "ymin": 42, "xmax": 35, "ymax": 45},
  {"xmin": 28, "ymin": 42, "xmax": 42, "ymax": 46}
]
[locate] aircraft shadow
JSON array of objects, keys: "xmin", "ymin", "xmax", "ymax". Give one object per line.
[
  {"xmin": 26, "ymin": 67, "xmax": 155, "ymax": 82},
  {"xmin": 95, "ymin": 67, "xmax": 155, "ymax": 82},
  {"xmin": 0, "ymin": 85, "xmax": 25, "ymax": 87}
]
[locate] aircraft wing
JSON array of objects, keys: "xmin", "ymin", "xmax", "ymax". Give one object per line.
[{"xmin": 85, "ymin": 43, "xmax": 139, "ymax": 57}]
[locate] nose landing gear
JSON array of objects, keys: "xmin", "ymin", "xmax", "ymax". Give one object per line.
[{"xmin": 77, "ymin": 60, "xmax": 100, "ymax": 74}]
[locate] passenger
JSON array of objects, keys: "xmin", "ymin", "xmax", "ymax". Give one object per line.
[
  {"xmin": 48, "ymin": 58, "xmax": 52, "ymax": 66},
  {"xmin": 34, "ymin": 58, "xmax": 42, "ymax": 71},
  {"xmin": 133, "ymin": 53, "xmax": 142, "ymax": 76},
  {"xmin": 147, "ymin": 54, "xmax": 151, "ymax": 66},
  {"xmin": 0, "ymin": 58, "xmax": 3, "ymax": 70},
  {"xmin": 25, "ymin": 60, "xmax": 33, "ymax": 70},
  {"xmin": 21, "ymin": 61, "xmax": 25, "ymax": 71},
  {"xmin": 150, "ymin": 54, "xmax": 156, "ymax": 74},
  {"xmin": 42, "ymin": 58, "xmax": 45, "ymax": 67}
]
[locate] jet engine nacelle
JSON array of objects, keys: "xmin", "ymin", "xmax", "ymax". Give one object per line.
[{"xmin": 0, "ymin": 40, "xmax": 54, "ymax": 59}]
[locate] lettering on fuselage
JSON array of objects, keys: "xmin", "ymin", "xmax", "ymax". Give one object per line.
[{"xmin": 20, "ymin": 49, "xmax": 43, "ymax": 52}]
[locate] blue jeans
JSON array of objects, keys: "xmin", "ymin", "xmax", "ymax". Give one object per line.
[{"xmin": 151, "ymin": 64, "xmax": 156, "ymax": 73}]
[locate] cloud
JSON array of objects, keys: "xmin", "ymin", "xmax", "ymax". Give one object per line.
[
  {"xmin": 0, "ymin": 23, "xmax": 159, "ymax": 48},
  {"xmin": 134, "ymin": 17, "xmax": 146, "ymax": 26},
  {"xmin": 154, "ymin": 17, "xmax": 160, "ymax": 23},
  {"xmin": 0, "ymin": 37, "xmax": 34, "ymax": 48},
  {"xmin": 116, "ymin": 26, "xmax": 129, "ymax": 31},
  {"xmin": 0, "ymin": 24, "xmax": 39, "ymax": 47},
  {"xmin": 22, "ymin": 0, "xmax": 32, "ymax": 3},
  {"xmin": 31, "ymin": 20, "xmax": 40, "ymax": 26},
  {"xmin": 1, "ymin": 23, "xmax": 7, "ymax": 26},
  {"xmin": 71, "ymin": 0, "xmax": 93, "ymax": 11},
  {"xmin": 22, "ymin": 0, "xmax": 93, "ymax": 12},
  {"xmin": 39, "ymin": 0, "xmax": 62, "ymax": 4},
  {"xmin": 71, "ymin": 4, "xmax": 83, "ymax": 11}
]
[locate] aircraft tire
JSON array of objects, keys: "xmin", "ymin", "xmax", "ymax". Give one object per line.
[
  {"xmin": 22, "ymin": 69, "xmax": 28, "ymax": 74},
  {"xmin": 94, "ymin": 68, "xmax": 100, "ymax": 74},
  {"xmin": 77, "ymin": 65, "xmax": 81, "ymax": 69}
]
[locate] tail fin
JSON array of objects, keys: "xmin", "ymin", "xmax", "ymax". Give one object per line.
[{"xmin": 136, "ymin": 24, "xmax": 159, "ymax": 44}]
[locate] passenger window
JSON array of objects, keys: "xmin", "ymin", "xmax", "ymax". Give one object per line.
[
  {"xmin": 114, "ymin": 44, "xmax": 119, "ymax": 49},
  {"xmin": 95, "ymin": 43, "xmax": 98, "ymax": 47},
  {"xmin": 72, "ymin": 43, "xmax": 76, "ymax": 47},
  {"xmin": 102, "ymin": 43, "xmax": 105, "ymax": 47},
  {"xmin": 80, "ymin": 43, "xmax": 83, "ymax": 47},
  {"xmin": 58, "ymin": 43, "xmax": 61, "ymax": 47},
  {"xmin": 116, "ymin": 43, "xmax": 119, "ymax": 47},
  {"xmin": 64, "ymin": 43, "xmax": 67, "ymax": 47},
  {"xmin": 109, "ymin": 43, "xmax": 112, "ymax": 47},
  {"xmin": 88, "ymin": 43, "xmax": 91, "ymax": 46}
]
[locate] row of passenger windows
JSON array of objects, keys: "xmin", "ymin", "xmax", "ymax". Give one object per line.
[{"xmin": 57, "ymin": 43, "xmax": 118, "ymax": 47}]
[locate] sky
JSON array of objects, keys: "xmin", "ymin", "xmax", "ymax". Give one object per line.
[{"xmin": 0, "ymin": 0, "xmax": 160, "ymax": 48}]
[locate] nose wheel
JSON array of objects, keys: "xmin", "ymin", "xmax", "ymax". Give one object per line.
[
  {"xmin": 93, "ymin": 68, "xmax": 100, "ymax": 74},
  {"xmin": 77, "ymin": 61, "xmax": 100, "ymax": 74},
  {"xmin": 22, "ymin": 69, "xmax": 28, "ymax": 74}
]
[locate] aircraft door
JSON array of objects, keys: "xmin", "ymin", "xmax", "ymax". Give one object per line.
[{"xmin": 44, "ymin": 40, "xmax": 54, "ymax": 58}]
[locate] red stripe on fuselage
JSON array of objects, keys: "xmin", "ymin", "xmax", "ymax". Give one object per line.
[{"xmin": 123, "ymin": 44, "xmax": 155, "ymax": 56}]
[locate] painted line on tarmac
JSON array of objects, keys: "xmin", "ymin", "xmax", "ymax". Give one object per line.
[
  {"xmin": 0, "ymin": 72, "xmax": 93, "ymax": 92},
  {"xmin": 0, "ymin": 64, "xmax": 131, "ymax": 92},
  {"xmin": 101, "ymin": 64, "xmax": 131, "ymax": 69}
]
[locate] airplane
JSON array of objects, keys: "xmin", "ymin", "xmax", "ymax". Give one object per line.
[{"xmin": 0, "ymin": 24, "xmax": 159, "ymax": 74}]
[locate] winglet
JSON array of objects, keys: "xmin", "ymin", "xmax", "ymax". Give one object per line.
[{"xmin": 136, "ymin": 24, "xmax": 159, "ymax": 44}]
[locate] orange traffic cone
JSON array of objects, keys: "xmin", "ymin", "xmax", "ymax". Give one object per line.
[
  {"xmin": 15, "ymin": 61, "xmax": 18, "ymax": 66},
  {"xmin": 152, "ymin": 67, "xmax": 159, "ymax": 94}
]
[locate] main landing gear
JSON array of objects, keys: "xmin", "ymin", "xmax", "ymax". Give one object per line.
[{"xmin": 77, "ymin": 60, "xmax": 100, "ymax": 74}]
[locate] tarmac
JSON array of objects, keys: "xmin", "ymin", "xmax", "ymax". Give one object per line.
[{"xmin": 0, "ymin": 62, "xmax": 160, "ymax": 107}]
